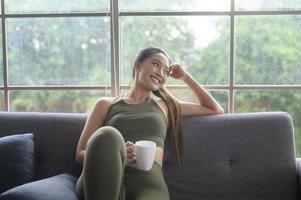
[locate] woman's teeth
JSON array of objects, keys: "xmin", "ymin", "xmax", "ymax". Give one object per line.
[{"xmin": 151, "ymin": 76, "xmax": 160, "ymax": 84}]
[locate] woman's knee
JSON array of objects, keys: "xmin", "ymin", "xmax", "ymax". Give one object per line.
[{"xmin": 87, "ymin": 126, "xmax": 125, "ymax": 149}]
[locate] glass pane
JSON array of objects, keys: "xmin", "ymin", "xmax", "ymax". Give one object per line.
[
  {"xmin": 0, "ymin": 25, "xmax": 2, "ymax": 86},
  {"xmin": 7, "ymin": 17, "xmax": 111, "ymax": 85},
  {"xmin": 5, "ymin": 0, "xmax": 109, "ymax": 13},
  {"xmin": 236, "ymin": 0, "xmax": 301, "ymax": 11},
  {"xmin": 121, "ymin": 16, "xmax": 229, "ymax": 86},
  {"xmin": 9, "ymin": 90, "xmax": 111, "ymax": 113},
  {"xmin": 171, "ymin": 89, "xmax": 228, "ymax": 113},
  {"xmin": 235, "ymin": 91, "xmax": 301, "ymax": 156},
  {"xmin": 235, "ymin": 16, "xmax": 301, "ymax": 85},
  {"xmin": 121, "ymin": 88, "xmax": 228, "ymax": 113},
  {"xmin": 0, "ymin": 92, "xmax": 4, "ymax": 111},
  {"xmin": 121, "ymin": 0, "xmax": 230, "ymax": 11}
]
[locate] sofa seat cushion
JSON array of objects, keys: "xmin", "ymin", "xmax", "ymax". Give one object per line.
[
  {"xmin": 0, "ymin": 133, "xmax": 34, "ymax": 194},
  {"xmin": 0, "ymin": 173, "xmax": 78, "ymax": 200}
]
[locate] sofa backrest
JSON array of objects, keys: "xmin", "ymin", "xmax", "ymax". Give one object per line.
[
  {"xmin": 0, "ymin": 112, "xmax": 86, "ymax": 180},
  {"xmin": 163, "ymin": 112, "xmax": 297, "ymax": 200},
  {"xmin": 0, "ymin": 111, "xmax": 298, "ymax": 200}
]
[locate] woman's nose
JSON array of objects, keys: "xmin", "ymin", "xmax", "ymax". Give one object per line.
[{"xmin": 156, "ymin": 68, "xmax": 164, "ymax": 77}]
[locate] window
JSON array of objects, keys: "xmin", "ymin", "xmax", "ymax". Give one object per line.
[
  {"xmin": 2, "ymin": 0, "xmax": 111, "ymax": 113},
  {"xmin": 7, "ymin": 17, "xmax": 110, "ymax": 85},
  {"xmin": 120, "ymin": 16, "xmax": 229, "ymax": 85},
  {"xmin": 5, "ymin": 0, "xmax": 110, "ymax": 13},
  {"xmin": 0, "ymin": 92, "xmax": 3, "ymax": 111},
  {"xmin": 9, "ymin": 90, "xmax": 108, "ymax": 112},
  {"xmin": 235, "ymin": 15, "xmax": 301, "ymax": 85},
  {"xmin": 1, "ymin": 0, "xmax": 301, "ymax": 156},
  {"xmin": 120, "ymin": 0, "xmax": 230, "ymax": 11},
  {"xmin": 0, "ymin": 26, "xmax": 2, "ymax": 86},
  {"xmin": 235, "ymin": 0, "xmax": 301, "ymax": 11}
]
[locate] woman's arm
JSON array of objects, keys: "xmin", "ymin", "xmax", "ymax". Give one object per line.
[
  {"xmin": 75, "ymin": 97, "xmax": 113, "ymax": 165},
  {"xmin": 75, "ymin": 97, "xmax": 136, "ymax": 166},
  {"xmin": 169, "ymin": 64, "xmax": 224, "ymax": 116}
]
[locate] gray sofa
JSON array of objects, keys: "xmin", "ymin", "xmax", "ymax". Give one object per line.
[{"xmin": 0, "ymin": 111, "xmax": 300, "ymax": 200}]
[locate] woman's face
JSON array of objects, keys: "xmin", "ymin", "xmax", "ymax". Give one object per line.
[{"xmin": 135, "ymin": 53, "xmax": 170, "ymax": 91}]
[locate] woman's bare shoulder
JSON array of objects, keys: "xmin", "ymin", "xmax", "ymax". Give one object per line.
[
  {"xmin": 96, "ymin": 96, "xmax": 115, "ymax": 104},
  {"xmin": 94, "ymin": 96, "xmax": 116, "ymax": 111}
]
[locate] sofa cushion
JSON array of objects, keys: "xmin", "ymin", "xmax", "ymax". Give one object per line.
[
  {"xmin": 0, "ymin": 173, "xmax": 78, "ymax": 200},
  {"xmin": 0, "ymin": 133, "xmax": 34, "ymax": 194}
]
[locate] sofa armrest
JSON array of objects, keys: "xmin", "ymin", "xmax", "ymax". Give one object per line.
[{"xmin": 296, "ymin": 158, "xmax": 301, "ymax": 199}]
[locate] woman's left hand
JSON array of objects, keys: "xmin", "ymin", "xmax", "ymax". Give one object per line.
[
  {"xmin": 125, "ymin": 141, "xmax": 136, "ymax": 165},
  {"xmin": 168, "ymin": 64, "xmax": 188, "ymax": 80}
]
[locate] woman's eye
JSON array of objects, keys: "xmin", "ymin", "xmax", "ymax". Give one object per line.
[{"xmin": 153, "ymin": 62, "xmax": 159, "ymax": 67}]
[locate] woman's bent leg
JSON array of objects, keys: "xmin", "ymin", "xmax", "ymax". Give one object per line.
[
  {"xmin": 125, "ymin": 163, "xmax": 170, "ymax": 200},
  {"xmin": 76, "ymin": 126, "xmax": 126, "ymax": 200}
]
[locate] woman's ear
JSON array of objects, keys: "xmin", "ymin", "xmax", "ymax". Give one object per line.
[
  {"xmin": 133, "ymin": 61, "xmax": 141, "ymax": 77},
  {"xmin": 134, "ymin": 60, "xmax": 140, "ymax": 71}
]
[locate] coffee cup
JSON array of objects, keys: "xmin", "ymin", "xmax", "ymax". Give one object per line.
[{"xmin": 134, "ymin": 140, "xmax": 156, "ymax": 171}]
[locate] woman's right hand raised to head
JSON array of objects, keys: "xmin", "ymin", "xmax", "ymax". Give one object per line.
[{"xmin": 125, "ymin": 141, "xmax": 136, "ymax": 165}]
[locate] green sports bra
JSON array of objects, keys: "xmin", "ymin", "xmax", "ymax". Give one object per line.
[{"xmin": 103, "ymin": 96, "xmax": 168, "ymax": 148}]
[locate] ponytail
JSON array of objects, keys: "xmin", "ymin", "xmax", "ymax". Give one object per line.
[{"xmin": 153, "ymin": 86, "xmax": 183, "ymax": 168}]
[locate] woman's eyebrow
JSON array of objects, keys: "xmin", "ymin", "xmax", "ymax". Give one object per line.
[
  {"xmin": 152, "ymin": 58, "xmax": 161, "ymax": 63},
  {"xmin": 153, "ymin": 58, "xmax": 168, "ymax": 68}
]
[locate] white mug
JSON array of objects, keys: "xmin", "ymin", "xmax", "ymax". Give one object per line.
[{"xmin": 134, "ymin": 140, "xmax": 156, "ymax": 171}]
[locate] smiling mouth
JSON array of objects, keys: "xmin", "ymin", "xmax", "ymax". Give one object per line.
[{"xmin": 150, "ymin": 75, "xmax": 161, "ymax": 84}]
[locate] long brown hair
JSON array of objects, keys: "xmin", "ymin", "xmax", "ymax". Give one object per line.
[{"xmin": 132, "ymin": 47, "xmax": 183, "ymax": 167}]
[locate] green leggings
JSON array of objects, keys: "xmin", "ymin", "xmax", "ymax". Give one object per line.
[{"xmin": 76, "ymin": 126, "xmax": 170, "ymax": 200}]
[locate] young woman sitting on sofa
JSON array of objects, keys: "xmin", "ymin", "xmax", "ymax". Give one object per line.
[{"xmin": 75, "ymin": 46, "xmax": 224, "ymax": 200}]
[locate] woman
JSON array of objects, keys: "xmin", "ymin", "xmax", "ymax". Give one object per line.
[{"xmin": 75, "ymin": 47, "xmax": 224, "ymax": 200}]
